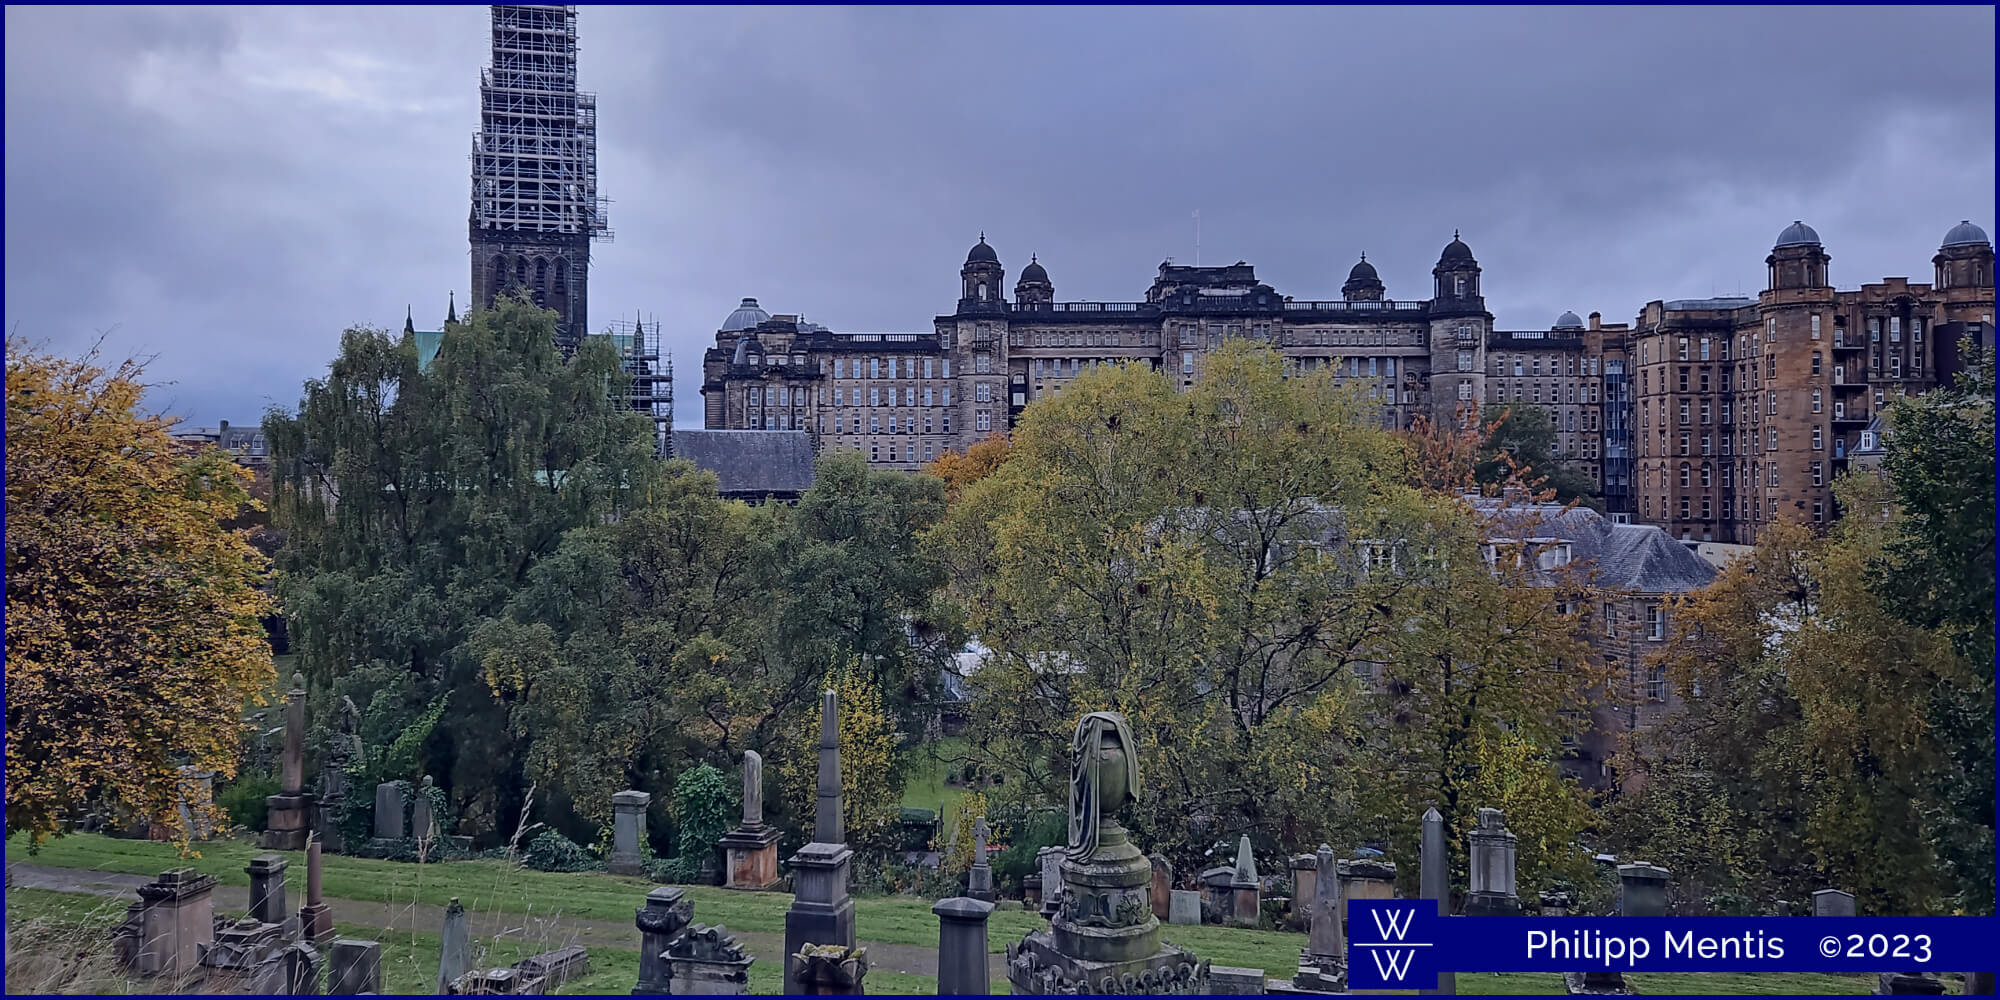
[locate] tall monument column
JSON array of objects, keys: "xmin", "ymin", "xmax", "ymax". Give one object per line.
[
  {"xmin": 261, "ymin": 673, "xmax": 312, "ymax": 851},
  {"xmin": 720, "ymin": 750, "xmax": 782, "ymax": 890},
  {"xmin": 782, "ymin": 690, "xmax": 862, "ymax": 995}
]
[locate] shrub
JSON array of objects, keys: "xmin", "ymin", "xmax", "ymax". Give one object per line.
[
  {"xmin": 523, "ymin": 829, "xmax": 599, "ymax": 873},
  {"xmin": 216, "ymin": 773, "xmax": 281, "ymax": 831},
  {"xmin": 993, "ymin": 808, "xmax": 1065, "ymax": 895}
]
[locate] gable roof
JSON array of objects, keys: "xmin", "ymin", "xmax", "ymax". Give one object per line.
[
  {"xmin": 672, "ymin": 429, "xmax": 816, "ymax": 498},
  {"xmin": 1468, "ymin": 497, "xmax": 1717, "ymax": 594}
]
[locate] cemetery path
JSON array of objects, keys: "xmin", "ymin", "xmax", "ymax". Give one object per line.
[{"xmin": 8, "ymin": 862, "xmax": 946, "ymax": 978}]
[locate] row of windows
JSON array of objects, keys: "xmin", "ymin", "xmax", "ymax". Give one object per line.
[
  {"xmin": 1643, "ymin": 493, "xmax": 1828, "ymax": 525},
  {"xmin": 1494, "ymin": 355, "xmax": 1603, "ymax": 377},
  {"xmin": 829, "ymin": 412, "xmax": 953, "ymax": 435},
  {"xmin": 828, "ymin": 357, "xmax": 952, "ymax": 379}
]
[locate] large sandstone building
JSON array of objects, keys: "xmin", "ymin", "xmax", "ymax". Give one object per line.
[{"xmin": 703, "ymin": 234, "xmax": 1520, "ymax": 469}]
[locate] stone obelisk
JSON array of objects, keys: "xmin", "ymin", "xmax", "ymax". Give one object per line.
[
  {"xmin": 782, "ymin": 690, "xmax": 861, "ymax": 995},
  {"xmin": 720, "ymin": 750, "xmax": 782, "ymax": 890},
  {"xmin": 261, "ymin": 673, "xmax": 313, "ymax": 850}
]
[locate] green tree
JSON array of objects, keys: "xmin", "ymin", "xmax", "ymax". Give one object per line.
[
  {"xmin": 1867, "ymin": 343, "xmax": 1995, "ymax": 914},
  {"xmin": 266, "ymin": 294, "xmax": 662, "ymax": 838},
  {"xmin": 1476, "ymin": 404, "xmax": 1599, "ymax": 507},
  {"xmin": 779, "ymin": 663, "xmax": 903, "ymax": 849}
]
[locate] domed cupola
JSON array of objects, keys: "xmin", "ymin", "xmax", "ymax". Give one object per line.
[
  {"xmin": 1554, "ymin": 310, "xmax": 1584, "ymax": 330},
  {"xmin": 1015, "ymin": 253, "xmax": 1054, "ymax": 307},
  {"xmin": 1432, "ymin": 230, "xmax": 1484, "ymax": 313},
  {"xmin": 721, "ymin": 297, "xmax": 771, "ymax": 332},
  {"xmin": 958, "ymin": 233, "xmax": 1006, "ymax": 313},
  {"xmin": 1766, "ymin": 221, "xmax": 1830, "ymax": 291},
  {"xmin": 1342, "ymin": 253, "xmax": 1386, "ymax": 301},
  {"xmin": 1934, "ymin": 220, "xmax": 1995, "ymax": 291}
]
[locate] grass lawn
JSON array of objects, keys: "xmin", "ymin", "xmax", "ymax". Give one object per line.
[
  {"xmin": 4, "ymin": 834, "xmax": 1904, "ymax": 995},
  {"xmin": 898, "ymin": 736, "xmax": 971, "ymax": 817}
]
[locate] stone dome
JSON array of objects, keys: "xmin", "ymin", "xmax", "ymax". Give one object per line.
[
  {"xmin": 1942, "ymin": 220, "xmax": 1991, "ymax": 248},
  {"xmin": 1555, "ymin": 310, "xmax": 1584, "ymax": 329},
  {"xmin": 1774, "ymin": 220, "xmax": 1822, "ymax": 248},
  {"xmin": 721, "ymin": 297, "xmax": 770, "ymax": 332},
  {"xmin": 1020, "ymin": 255, "xmax": 1049, "ymax": 283},
  {"xmin": 966, "ymin": 236, "xmax": 999, "ymax": 264},
  {"xmin": 1439, "ymin": 232, "xmax": 1474, "ymax": 262},
  {"xmin": 1348, "ymin": 255, "xmax": 1379, "ymax": 281}
]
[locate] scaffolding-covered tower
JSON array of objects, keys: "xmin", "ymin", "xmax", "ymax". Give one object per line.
[
  {"xmin": 602, "ymin": 316, "xmax": 674, "ymax": 458},
  {"xmin": 469, "ymin": 5, "xmax": 611, "ymax": 354}
]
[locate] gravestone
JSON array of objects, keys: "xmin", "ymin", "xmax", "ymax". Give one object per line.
[
  {"xmin": 1209, "ymin": 965, "xmax": 1268, "ymax": 995},
  {"xmin": 1148, "ymin": 854, "xmax": 1174, "ymax": 921},
  {"xmin": 782, "ymin": 690, "xmax": 859, "ymax": 995},
  {"xmin": 129, "ymin": 868, "xmax": 218, "ymax": 978},
  {"xmin": 299, "ymin": 841, "xmax": 334, "ymax": 945},
  {"xmin": 610, "ymin": 789, "xmax": 652, "ymax": 876},
  {"xmin": 1289, "ymin": 844, "xmax": 1344, "ymax": 992},
  {"xmin": 515, "ymin": 945, "xmax": 590, "ymax": 989},
  {"xmin": 667, "ymin": 923, "xmax": 755, "ymax": 995},
  {"xmin": 1876, "ymin": 972, "xmax": 1948, "ymax": 995},
  {"xmin": 438, "ymin": 898, "xmax": 469, "ymax": 993},
  {"xmin": 1229, "ymin": 835, "xmax": 1260, "ymax": 928},
  {"xmin": 635, "ymin": 886, "xmax": 693, "ymax": 994},
  {"xmin": 935, "ymin": 896, "xmax": 996, "ymax": 995},
  {"xmin": 246, "ymin": 854, "xmax": 289, "ymax": 929},
  {"xmin": 1565, "ymin": 863, "xmax": 1666, "ymax": 995},
  {"xmin": 328, "ymin": 938, "xmax": 382, "ymax": 995},
  {"xmin": 1287, "ymin": 854, "xmax": 1318, "ymax": 931},
  {"xmin": 1168, "ymin": 890, "xmax": 1202, "ymax": 926},
  {"xmin": 1813, "ymin": 889, "xmax": 1856, "ymax": 917},
  {"xmin": 1465, "ymin": 808, "xmax": 1520, "ymax": 917},
  {"xmin": 719, "ymin": 750, "xmax": 782, "ymax": 890},
  {"xmin": 262, "ymin": 674, "xmax": 315, "ymax": 851},
  {"xmin": 1002, "ymin": 712, "xmax": 1210, "ymax": 994},
  {"xmin": 967, "ymin": 817, "xmax": 996, "ymax": 903},
  {"xmin": 199, "ymin": 915, "xmax": 285, "ymax": 991},
  {"xmin": 373, "ymin": 782, "xmax": 407, "ymax": 841},
  {"xmin": 412, "ymin": 776, "xmax": 438, "ymax": 844},
  {"xmin": 1420, "ymin": 807, "xmax": 1458, "ymax": 996},
  {"xmin": 1037, "ymin": 847, "xmax": 1065, "ymax": 921}
]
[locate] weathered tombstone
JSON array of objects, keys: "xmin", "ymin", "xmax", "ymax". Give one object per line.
[
  {"xmin": 300, "ymin": 841, "xmax": 334, "ymax": 945},
  {"xmin": 1168, "ymin": 889, "xmax": 1202, "ymax": 926},
  {"xmin": 782, "ymin": 690, "xmax": 859, "ymax": 995},
  {"xmin": 1813, "ymin": 888, "xmax": 1856, "ymax": 917},
  {"xmin": 263, "ymin": 674, "xmax": 315, "ymax": 851},
  {"xmin": 1877, "ymin": 972, "xmax": 1949, "ymax": 995},
  {"xmin": 1539, "ymin": 889, "xmax": 1573, "ymax": 917},
  {"xmin": 1287, "ymin": 854, "xmax": 1318, "ymax": 931},
  {"xmin": 373, "ymin": 782, "xmax": 407, "ymax": 841},
  {"xmin": 199, "ymin": 915, "xmax": 286, "ymax": 990},
  {"xmin": 1209, "ymin": 965, "xmax": 1268, "ymax": 995},
  {"xmin": 246, "ymin": 854, "xmax": 290, "ymax": 929},
  {"xmin": 316, "ymin": 697, "xmax": 362, "ymax": 853},
  {"xmin": 131, "ymin": 868, "xmax": 219, "ymax": 977},
  {"xmin": 1148, "ymin": 854, "xmax": 1174, "ymax": 920},
  {"xmin": 438, "ymin": 897, "xmax": 469, "ymax": 993},
  {"xmin": 1465, "ymin": 808, "xmax": 1520, "ymax": 917},
  {"xmin": 1001, "ymin": 712, "xmax": 1210, "ymax": 994},
  {"xmin": 668, "ymin": 924, "xmax": 755, "ymax": 994},
  {"xmin": 789, "ymin": 944, "xmax": 869, "ymax": 996},
  {"xmin": 1036, "ymin": 846, "xmax": 1064, "ymax": 920},
  {"xmin": 635, "ymin": 886, "xmax": 693, "ymax": 994},
  {"xmin": 1229, "ymin": 835, "xmax": 1261, "ymax": 928},
  {"xmin": 515, "ymin": 945, "xmax": 590, "ymax": 989},
  {"xmin": 966, "ymin": 817, "xmax": 995, "ymax": 903},
  {"xmin": 411, "ymin": 776, "xmax": 438, "ymax": 844},
  {"xmin": 1565, "ymin": 863, "xmax": 1666, "ymax": 995},
  {"xmin": 283, "ymin": 941, "xmax": 325, "ymax": 995},
  {"xmin": 609, "ymin": 789, "xmax": 652, "ymax": 876},
  {"xmin": 327, "ymin": 938, "xmax": 382, "ymax": 995},
  {"xmin": 1291, "ymin": 843, "xmax": 1344, "ymax": 992},
  {"xmin": 719, "ymin": 750, "xmax": 782, "ymax": 890},
  {"xmin": 934, "ymin": 896, "xmax": 995, "ymax": 995},
  {"xmin": 1199, "ymin": 864, "xmax": 1236, "ymax": 923},
  {"xmin": 1337, "ymin": 858, "xmax": 1398, "ymax": 906},
  {"xmin": 1420, "ymin": 807, "xmax": 1457, "ymax": 996}
]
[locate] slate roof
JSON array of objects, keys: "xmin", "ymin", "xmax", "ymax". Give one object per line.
[
  {"xmin": 672, "ymin": 429, "xmax": 816, "ymax": 498},
  {"xmin": 1468, "ymin": 498, "xmax": 1717, "ymax": 594}
]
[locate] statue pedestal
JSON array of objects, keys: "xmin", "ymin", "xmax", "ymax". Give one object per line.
[
  {"xmin": 1005, "ymin": 823, "xmax": 1209, "ymax": 994},
  {"xmin": 782, "ymin": 842, "xmax": 855, "ymax": 996},
  {"xmin": 719, "ymin": 825, "xmax": 781, "ymax": 891},
  {"xmin": 261, "ymin": 792, "xmax": 313, "ymax": 851}
]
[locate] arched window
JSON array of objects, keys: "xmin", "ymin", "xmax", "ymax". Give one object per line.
[
  {"xmin": 977, "ymin": 282, "xmax": 987, "ymax": 301},
  {"xmin": 1454, "ymin": 276, "xmax": 1465, "ymax": 297},
  {"xmin": 553, "ymin": 258, "xmax": 568, "ymax": 292},
  {"xmin": 491, "ymin": 255, "xmax": 507, "ymax": 293},
  {"xmin": 515, "ymin": 258, "xmax": 529, "ymax": 289}
]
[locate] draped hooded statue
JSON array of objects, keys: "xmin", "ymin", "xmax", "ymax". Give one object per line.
[{"xmin": 1067, "ymin": 711, "xmax": 1141, "ymax": 863}]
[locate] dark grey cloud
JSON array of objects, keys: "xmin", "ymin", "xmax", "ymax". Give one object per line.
[{"xmin": 7, "ymin": 5, "xmax": 1992, "ymax": 428}]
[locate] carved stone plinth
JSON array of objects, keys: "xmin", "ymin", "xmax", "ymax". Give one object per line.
[
  {"xmin": 127, "ymin": 868, "xmax": 219, "ymax": 978},
  {"xmin": 669, "ymin": 924, "xmax": 754, "ymax": 995},
  {"xmin": 198, "ymin": 915, "xmax": 286, "ymax": 991},
  {"xmin": 790, "ymin": 944, "xmax": 868, "ymax": 996},
  {"xmin": 261, "ymin": 792, "xmax": 314, "ymax": 852},
  {"xmin": 1005, "ymin": 819, "xmax": 1210, "ymax": 994},
  {"xmin": 718, "ymin": 825, "xmax": 781, "ymax": 891}
]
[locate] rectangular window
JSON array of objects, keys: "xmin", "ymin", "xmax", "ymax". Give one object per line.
[
  {"xmin": 925, "ymin": 358, "xmax": 936, "ymax": 378},
  {"xmin": 870, "ymin": 358, "xmax": 881, "ymax": 378},
  {"xmin": 1768, "ymin": 427, "xmax": 1777, "ymax": 451},
  {"xmin": 942, "ymin": 413, "xmax": 951, "ymax": 433},
  {"xmin": 1679, "ymin": 399, "xmax": 1690, "ymax": 425},
  {"xmin": 924, "ymin": 387, "xmax": 934, "ymax": 406},
  {"xmin": 1701, "ymin": 434, "xmax": 1712, "ymax": 455},
  {"xmin": 834, "ymin": 359, "xmax": 846, "ymax": 378},
  {"xmin": 1811, "ymin": 314, "xmax": 1821, "ymax": 339},
  {"xmin": 1813, "ymin": 500, "xmax": 1825, "ymax": 523},
  {"xmin": 1891, "ymin": 356, "xmax": 1902, "ymax": 378},
  {"xmin": 886, "ymin": 415, "xmax": 897, "ymax": 433},
  {"xmin": 942, "ymin": 359, "xmax": 951, "ymax": 378},
  {"xmin": 923, "ymin": 443, "xmax": 933, "ymax": 462},
  {"xmin": 1700, "ymin": 401, "xmax": 1711, "ymax": 424},
  {"xmin": 1679, "ymin": 431, "xmax": 1689, "ymax": 455},
  {"xmin": 869, "ymin": 388, "xmax": 880, "ymax": 406},
  {"xmin": 1722, "ymin": 465, "xmax": 1733, "ymax": 488},
  {"xmin": 1722, "ymin": 498, "xmax": 1733, "ymax": 519},
  {"xmin": 869, "ymin": 416, "xmax": 879, "ymax": 434},
  {"xmin": 1699, "ymin": 338, "xmax": 1711, "ymax": 360},
  {"xmin": 1812, "ymin": 426, "xmax": 1822, "ymax": 450},
  {"xmin": 1457, "ymin": 350, "xmax": 1474, "ymax": 372},
  {"xmin": 1913, "ymin": 319, "xmax": 1923, "ymax": 342},
  {"xmin": 1647, "ymin": 605, "xmax": 1665, "ymax": 641},
  {"xmin": 1678, "ymin": 337, "xmax": 1689, "ymax": 361},
  {"xmin": 1811, "ymin": 389, "xmax": 1821, "ymax": 412},
  {"xmin": 975, "ymin": 410, "xmax": 991, "ymax": 432},
  {"xmin": 1679, "ymin": 497, "xmax": 1690, "ymax": 520},
  {"xmin": 1182, "ymin": 351, "xmax": 1195, "ymax": 375},
  {"xmin": 924, "ymin": 415, "xmax": 933, "ymax": 433},
  {"xmin": 1890, "ymin": 317, "xmax": 1901, "ymax": 342},
  {"xmin": 975, "ymin": 382, "xmax": 991, "ymax": 402},
  {"xmin": 943, "ymin": 387, "xmax": 953, "ymax": 406},
  {"xmin": 1768, "ymin": 391, "xmax": 1777, "ymax": 415},
  {"xmin": 1811, "ymin": 461, "xmax": 1824, "ymax": 486}
]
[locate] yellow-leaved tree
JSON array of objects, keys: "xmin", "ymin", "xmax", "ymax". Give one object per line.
[
  {"xmin": 779, "ymin": 662, "xmax": 902, "ymax": 849},
  {"xmin": 5, "ymin": 341, "xmax": 275, "ymax": 847}
]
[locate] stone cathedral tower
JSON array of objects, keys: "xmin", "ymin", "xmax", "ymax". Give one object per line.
[{"xmin": 468, "ymin": 5, "xmax": 611, "ymax": 353}]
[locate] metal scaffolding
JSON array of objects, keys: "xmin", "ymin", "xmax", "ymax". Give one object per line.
[
  {"xmin": 601, "ymin": 316, "xmax": 674, "ymax": 458},
  {"xmin": 470, "ymin": 5, "xmax": 611, "ymax": 242}
]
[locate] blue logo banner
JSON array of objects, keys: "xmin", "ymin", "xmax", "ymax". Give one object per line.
[{"xmin": 1345, "ymin": 899, "xmax": 2000, "ymax": 990}]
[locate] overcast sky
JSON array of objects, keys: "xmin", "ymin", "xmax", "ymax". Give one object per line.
[{"xmin": 6, "ymin": 5, "xmax": 1994, "ymax": 429}]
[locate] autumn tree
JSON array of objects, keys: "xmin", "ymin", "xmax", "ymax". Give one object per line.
[
  {"xmin": 779, "ymin": 663, "xmax": 903, "ymax": 849},
  {"xmin": 5, "ymin": 340, "xmax": 275, "ymax": 846},
  {"xmin": 926, "ymin": 433, "xmax": 1012, "ymax": 502}
]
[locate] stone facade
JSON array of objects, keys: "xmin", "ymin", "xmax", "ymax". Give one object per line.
[{"xmin": 702, "ymin": 236, "xmax": 1496, "ymax": 471}]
